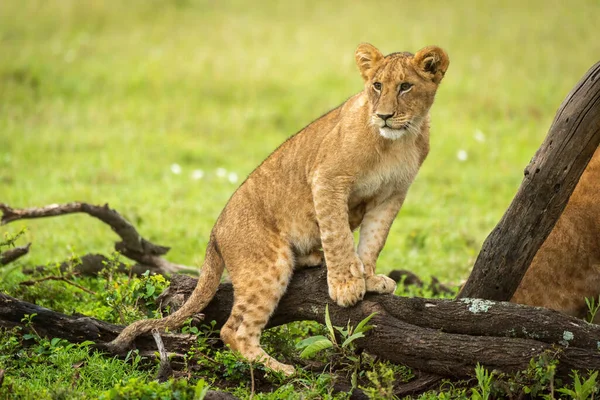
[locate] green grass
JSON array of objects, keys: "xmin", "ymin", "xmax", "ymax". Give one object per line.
[
  {"xmin": 1, "ymin": 0, "xmax": 600, "ymax": 398},
  {"xmin": 0, "ymin": 333, "xmax": 151, "ymax": 399},
  {"xmin": 2, "ymin": 0, "xmax": 598, "ymax": 282}
]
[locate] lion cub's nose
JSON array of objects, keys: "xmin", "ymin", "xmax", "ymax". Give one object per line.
[{"xmin": 376, "ymin": 113, "xmax": 394, "ymax": 121}]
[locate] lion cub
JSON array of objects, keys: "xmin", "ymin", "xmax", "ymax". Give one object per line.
[{"xmin": 107, "ymin": 43, "xmax": 449, "ymax": 374}]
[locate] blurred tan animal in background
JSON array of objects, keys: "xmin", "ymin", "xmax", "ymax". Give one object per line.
[{"xmin": 512, "ymin": 147, "xmax": 600, "ymax": 322}]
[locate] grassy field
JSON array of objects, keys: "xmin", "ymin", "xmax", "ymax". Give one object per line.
[
  {"xmin": 2, "ymin": 0, "xmax": 598, "ymax": 282},
  {"xmin": 1, "ymin": 0, "xmax": 600, "ymax": 398}
]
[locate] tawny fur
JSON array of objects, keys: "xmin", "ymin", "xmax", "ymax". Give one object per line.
[
  {"xmin": 107, "ymin": 43, "xmax": 449, "ymax": 375},
  {"xmin": 512, "ymin": 147, "xmax": 600, "ymax": 321}
]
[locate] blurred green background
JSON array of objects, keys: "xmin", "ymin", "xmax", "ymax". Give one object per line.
[{"xmin": 1, "ymin": 0, "xmax": 599, "ymax": 282}]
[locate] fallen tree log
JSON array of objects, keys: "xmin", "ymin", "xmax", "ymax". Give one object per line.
[
  {"xmin": 164, "ymin": 270, "xmax": 600, "ymax": 378},
  {"xmin": 2, "ymin": 267, "xmax": 600, "ymax": 378}
]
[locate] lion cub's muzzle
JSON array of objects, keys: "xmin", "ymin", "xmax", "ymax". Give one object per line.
[{"xmin": 372, "ymin": 113, "xmax": 411, "ymax": 131}]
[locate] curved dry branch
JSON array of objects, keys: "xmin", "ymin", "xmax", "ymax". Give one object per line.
[{"xmin": 0, "ymin": 203, "xmax": 193, "ymax": 274}]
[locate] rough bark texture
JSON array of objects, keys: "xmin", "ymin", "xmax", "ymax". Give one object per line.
[
  {"xmin": 166, "ymin": 270, "xmax": 600, "ymax": 377},
  {"xmin": 2, "ymin": 267, "xmax": 600, "ymax": 379},
  {"xmin": 459, "ymin": 61, "xmax": 600, "ymax": 300},
  {"xmin": 0, "ymin": 243, "xmax": 30, "ymax": 266}
]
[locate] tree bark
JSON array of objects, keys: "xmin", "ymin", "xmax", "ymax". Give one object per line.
[
  {"xmin": 2, "ymin": 267, "xmax": 600, "ymax": 379},
  {"xmin": 459, "ymin": 61, "xmax": 600, "ymax": 300},
  {"xmin": 0, "ymin": 243, "xmax": 30, "ymax": 266}
]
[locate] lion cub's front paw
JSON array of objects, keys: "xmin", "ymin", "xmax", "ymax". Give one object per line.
[
  {"xmin": 269, "ymin": 360, "xmax": 296, "ymax": 376},
  {"xmin": 365, "ymin": 274, "xmax": 397, "ymax": 294},
  {"xmin": 328, "ymin": 275, "xmax": 366, "ymax": 307}
]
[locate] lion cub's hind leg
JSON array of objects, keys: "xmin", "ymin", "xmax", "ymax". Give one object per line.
[
  {"xmin": 219, "ymin": 240, "xmax": 296, "ymax": 375},
  {"xmin": 295, "ymin": 249, "xmax": 324, "ymax": 268}
]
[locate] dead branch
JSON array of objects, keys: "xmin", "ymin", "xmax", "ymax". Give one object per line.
[
  {"xmin": 0, "ymin": 203, "xmax": 194, "ymax": 274},
  {"xmin": 0, "ymin": 243, "xmax": 31, "ymax": 266},
  {"xmin": 152, "ymin": 329, "xmax": 174, "ymax": 382},
  {"xmin": 459, "ymin": 61, "xmax": 600, "ymax": 300}
]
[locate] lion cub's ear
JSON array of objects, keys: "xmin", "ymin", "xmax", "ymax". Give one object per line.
[
  {"xmin": 355, "ymin": 43, "xmax": 384, "ymax": 82},
  {"xmin": 413, "ymin": 46, "xmax": 449, "ymax": 84}
]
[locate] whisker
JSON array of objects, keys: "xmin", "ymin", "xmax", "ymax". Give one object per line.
[{"xmin": 407, "ymin": 121, "xmax": 422, "ymax": 137}]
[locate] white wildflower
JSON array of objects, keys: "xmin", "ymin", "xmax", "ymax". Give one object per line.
[
  {"xmin": 216, "ymin": 167, "xmax": 227, "ymax": 178},
  {"xmin": 474, "ymin": 129, "xmax": 486, "ymax": 143},
  {"xmin": 457, "ymin": 150, "xmax": 468, "ymax": 162},
  {"xmin": 191, "ymin": 169, "xmax": 204, "ymax": 180},
  {"xmin": 170, "ymin": 163, "xmax": 182, "ymax": 174},
  {"xmin": 227, "ymin": 172, "xmax": 239, "ymax": 184}
]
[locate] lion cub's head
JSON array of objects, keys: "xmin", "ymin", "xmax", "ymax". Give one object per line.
[{"xmin": 355, "ymin": 43, "xmax": 449, "ymax": 140}]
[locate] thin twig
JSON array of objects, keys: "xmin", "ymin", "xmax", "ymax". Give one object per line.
[
  {"xmin": 198, "ymin": 350, "xmax": 219, "ymax": 365},
  {"xmin": 152, "ymin": 329, "xmax": 174, "ymax": 382},
  {"xmin": 249, "ymin": 363, "xmax": 255, "ymax": 400},
  {"xmin": 19, "ymin": 275, "xmax": 96, "ymax": 295}
]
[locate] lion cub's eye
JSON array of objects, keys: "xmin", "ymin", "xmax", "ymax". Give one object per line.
[
  {"xmin": 399, "ymin": 82, "xmax": 413, "ymax": 92},
  {"xmin": 373, "ymin": 82, "xmax": 382, "ymax": 91}
]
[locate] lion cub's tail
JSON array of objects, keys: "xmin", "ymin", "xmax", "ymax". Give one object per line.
[{"xmin": 106, "ymin": 239, "xmax": 225, "ymax": 352}]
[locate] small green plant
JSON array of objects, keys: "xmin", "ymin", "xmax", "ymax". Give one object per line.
[
  {"xmin": 585, "ymin": 296, "xmax": 600, "ymax": 324},
  {"xmin": 123, "ymin": 349, "xmax": 143, "ymax": 369},
  {"xmin": 181, "ymin": 318, "xmax": 201, "ymax": 335},
  {"xmin": 262, "ymin": 320, "xmax": 325, "ymax": 365},
  {"xmin": 296, "ymin": 304, "xmax": 376, "ymax": 360},
  {"xmin": 557, "ymin": 370, "xmax": 598, "ymax": 400},
  {"xmin": 98, "ymin": 377, "xmax": 210, "ymax": 400},
  {"xmin": 360, "ymin": 362, "xmax": 397, "ymax": 399},
  {"xmin": 471, "ymin": 363, "xmax": 493, "ymax": 400},
  {"xmin": 482, "ymin": 352, "xmax": 559, "ymax": 399},
  {"xmin": 0, "ymin": 327, "xmax": 151, "ymax": 399},
  {"xmin": 296, "ymin": 304, "xmax": 377, "ymax": 389},
  {"xmin": 0, "ymin": 227, "xmax": 27, "ymax": 250},
  {"xmin": 95, "ymin": 254, "xmax": 168, "ymax": 324},
  {"xmin": 213, "ymin": 346, "xmax": 262, "ymax": 381},
  {"xmin": 0, "ymin": 327, "xmax": 25, "ymax": 366},
  {"xmin": 298, "ymin": 304, "xmax": 376, "ymax": 358},
  {"xmin": 521, "ymin": 352, "xmax": 558, "ymax": 398}
]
